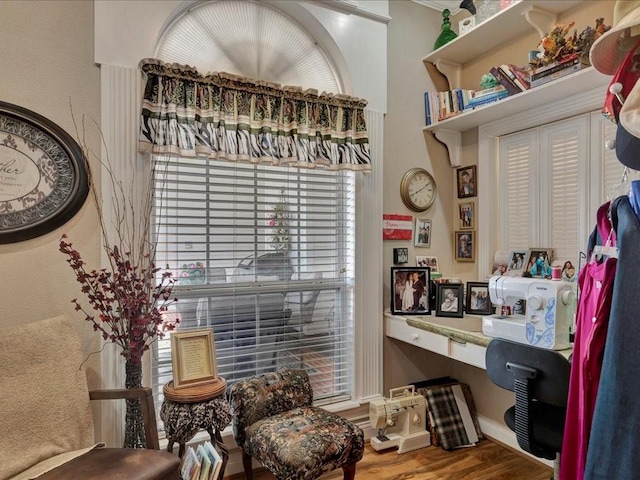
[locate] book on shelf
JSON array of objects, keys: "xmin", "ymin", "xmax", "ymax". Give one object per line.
[
  {"xmin": 507, "ymin": 64, "xmax": 531, "ymax": 90},
  {"xmin": 466, "ymin": 89, "xmax": 509, "ymax": 109},
  {"xmin": 181, "ymin": 447, "xmax": 202, "ymax": 480},
  {"xmin": 530, "ymin": 62, "xmax": 582, "ymax": 88},
  {"xmin": 489, "ymin": 66, "xmax": 521, "ymax": 96},
  {"xmin": 204, "ymin": 441, "xmax": 223, "ymax": 480},
  {"xmin": 530, "ymin": 53, "xmax": 580, "ymax": 81},
  {"xmin": 499, "ymin": 64, "xmax": 529, "ymax": 91},
  {"xmin": 180, "ymin": 441, "xmax": 222, "ymax": 480},
  {"xmin": 198, "ymin": 445, "xmax": 212, "ymax": 480}
]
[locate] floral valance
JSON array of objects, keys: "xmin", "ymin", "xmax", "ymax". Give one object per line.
[{"xmin": 138, "ymin": 59, "xmax": 371, "ymax": 172}]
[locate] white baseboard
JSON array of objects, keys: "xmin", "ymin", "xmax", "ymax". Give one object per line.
[{"xmin": 477, "ymin": 414, "xmax": 553, "ymax": 468}]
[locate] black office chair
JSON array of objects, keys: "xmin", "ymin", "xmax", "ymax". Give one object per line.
[{"xmin": 485, "ymin": 338, "xmax": 570, "ymax": 477}]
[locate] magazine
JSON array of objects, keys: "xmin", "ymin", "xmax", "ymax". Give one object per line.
[
  {"xmin": 180, "ymin": 446, "xmax": 201, "ymax": 480},
  {"xmin": 203, "ymin": 441, "xmax": 223, "ymax": 480}
]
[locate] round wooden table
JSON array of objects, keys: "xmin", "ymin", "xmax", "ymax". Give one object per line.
[{"xmin": 160, "ymin": 379, "xmax": 232, "ymax": 479}]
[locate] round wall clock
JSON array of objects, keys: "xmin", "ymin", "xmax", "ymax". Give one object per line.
[
  {"xmin": 400, "ymin": 167, "xmax": 437, "ymax": 212},
  {"xmin": 0, "ymin": 101, "xmax": 89, "ymax": 243}
]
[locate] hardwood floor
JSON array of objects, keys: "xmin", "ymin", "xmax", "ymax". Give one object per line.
[{"xmin": 231, "ymin": 439, "xmax": 552, "ymax": 480}]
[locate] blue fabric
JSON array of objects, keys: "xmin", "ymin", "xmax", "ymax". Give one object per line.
[{"xmin": 585, "ymin": 195, "xmax": 640, "ymax": 479}]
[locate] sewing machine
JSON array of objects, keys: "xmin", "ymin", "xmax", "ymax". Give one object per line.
[
  {"xmin": 369, "ymin": 385, "xmax": 431, "ymax": 454},
  {"xmin": 482, "ymin": 276, "xmax": 575, "ymax": 350}
]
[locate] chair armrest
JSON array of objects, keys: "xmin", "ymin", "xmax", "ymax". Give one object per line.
[{"xmin": 89, "ymin": 387, "xmax": 160, "ymax": 450}]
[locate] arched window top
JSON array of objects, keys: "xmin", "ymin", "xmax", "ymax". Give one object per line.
[{"xmin": 155, "ymin": 0, "xmax": 341, "ymax": 94}]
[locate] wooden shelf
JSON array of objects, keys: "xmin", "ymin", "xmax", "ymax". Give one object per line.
[{"xmin": 424, "ymin": 67, "xmax": 609, "ymax": 135}]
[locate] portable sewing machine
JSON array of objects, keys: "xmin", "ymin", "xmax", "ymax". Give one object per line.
[
  {"xmin": 482, "ymin": 276, "xmax": 575, "ymax": 350},
  {"xmin": 369, "ymin": 385, "xmax": 431, "ymax": 454}
]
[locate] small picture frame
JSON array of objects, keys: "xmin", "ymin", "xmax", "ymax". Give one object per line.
[
  {"xmin": 454, "ymin": 230, "xmax": 475, "ymax": 262},
  {"xmin": 416, "ymin": 255, "xmax": 439, "ymax": 273},
  {"xmin": 414, "ymin": 218, "xmax": 432, "ymax": 247},
  {"xmin": 390, "ymin": 267, "xmax": 431, "ymax": 315},
  {"xmin": 393, "ymin": 247, "xmax": 409, "ymax": 265},
  {"xmin": 170, "ymin": 329, "xmax": 218, "ymax": 389},
  {"xmin": 458, "ymin": 201, "xmax": 475, "ymax": 230},
  {"xmin": 506, "ymin": 250, "xmax": 528, "ymax": 277},
  {"xmin": 524, "ymin": 248, "xmax": 553, "ymax": 279},
  {"xmin": 456, "ymin": 165, "xmax": 477, "ymax": 198},
  {"xmin": 465, "ymin": 281, "xmax": 493, "ymax": 315},
  {"xmin": 435, "ymin": 283, "xmax": 464, "ymax": 318}
]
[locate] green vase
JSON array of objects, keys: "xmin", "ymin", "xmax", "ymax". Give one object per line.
[{"xmin": 434, "ymin": 9, "xmax": 458, "ymax": 50}]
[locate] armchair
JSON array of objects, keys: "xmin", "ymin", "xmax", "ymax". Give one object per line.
[
  {"xmin": 485, "ymin": 338, "xmax": 570, "ymax": 478},
  {"xmin": 229, "ymin": 369, "xmax": 364, "ymax": 480},
  {"xmin": 0, "ymin": 316, "xmax": 180, "ymax": 480}
]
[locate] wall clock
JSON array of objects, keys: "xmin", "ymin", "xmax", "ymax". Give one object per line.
[
  {"xmin": 0, "ymin": 101, "xmax": 89, "ymax": 243},
  {"xmin": 400, "ymin": 168, "xmax": 437, "ymax": 212}
]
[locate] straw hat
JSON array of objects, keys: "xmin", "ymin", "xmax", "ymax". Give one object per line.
[{"xmin": 590, "ymin": 1, "xmax": 640, "ymax": 75}]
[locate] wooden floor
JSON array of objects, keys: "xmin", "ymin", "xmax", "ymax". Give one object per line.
[{"xmin": 232, "ymin": 439, "xmax": 552, "ymax": 480}]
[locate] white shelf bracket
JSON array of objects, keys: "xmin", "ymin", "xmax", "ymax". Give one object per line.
[
  {"xmin": 434, "ymin": 59, "xmax": 462, "ymax": 90},
  {"xmin": 522, "ymin": 6, "xmax": 557, "ymax": 39},
  {"xmin": 434, "ymin": 129, "xmax": 462, "ymax": 167}
]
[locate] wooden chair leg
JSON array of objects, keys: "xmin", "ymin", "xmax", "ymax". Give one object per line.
[
  {"xmin": 342, "ymin": 462, "xmax": 356, "ymax": 480},
  {"xmin": 242, "ymin": 451, "xmax": 254, "ymax": 480}
]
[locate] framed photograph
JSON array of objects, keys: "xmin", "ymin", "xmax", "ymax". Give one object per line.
[
  {"xmin": 506, "ymin": 250, "xmax": 528, "ymax": 277},
  {"xmin": 416, "ymin": 255, "xmax": 439, "ymax": 273},
  {"xmin": 524, "ymin": 248, "xmax": 553, "ymax": 279},
  {"xmin": 435, "ymin": 284, "xmax": 464, "ymax": 318},
  {"xmin": 0, "ymin": 101, "xmax": 89, "ymax": 243},
  {"xmin": 390, "ymin": 267, "xmax": 431, "ymax": 315},
  {"xmin": 458, "ymin": 201, "xmax": 474, "ymax": 230},
  {"xmin": 465, "ymin": 282, "xmax": 493, "ymax": 315},
  {"xmin": 393, "ymin": 247, "xmax": 409, "ymax": 265},
  {"xmin": 170, "ymin": 329, "xmax": 218, "ymax": 389},
  {"xmin": 454, "ymin": 230, "xmax": 475, "ymax": 262},
  {"xmin": 456, "ymin": 165, "xmax": 477, "ymax": 199},
  {"xmin": 414, "ymin": 218, "xmax": 432, "ymax": 247}
]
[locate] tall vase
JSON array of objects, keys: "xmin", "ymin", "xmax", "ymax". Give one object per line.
[{"xmin": 124, "ymin": 358, "xmax": 147, "ymax": 449}]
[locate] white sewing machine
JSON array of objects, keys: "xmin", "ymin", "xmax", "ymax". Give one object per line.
[
  {"xmin": 482, "ymin": 276, "xmax": 575, "ymax": 350},
  {"xmin": 369, "ymin": 385, "xmax": 431, "ymax": 454}
]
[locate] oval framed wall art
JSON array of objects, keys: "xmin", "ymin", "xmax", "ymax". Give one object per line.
[{"xmin": 0, "ymin": 102, "xmax": 89, "ymax": 243}]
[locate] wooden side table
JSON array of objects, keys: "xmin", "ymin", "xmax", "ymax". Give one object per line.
[{"xmin": 160, "ymin": 379, "xmax": 232, "ymax": 480}]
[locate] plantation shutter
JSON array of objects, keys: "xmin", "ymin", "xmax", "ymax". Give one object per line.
[{"xmin": 151, "ymin": 156, "xmax": 356, "ymax": 429}]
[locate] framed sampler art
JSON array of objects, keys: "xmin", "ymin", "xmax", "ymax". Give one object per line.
[
  {"xmin": 170, "ymin": 329, "xmax": 218, "ymax": 389},
  {"xmin": 0, "ymin": 102, "xmax": 89, "ymax": 243}
]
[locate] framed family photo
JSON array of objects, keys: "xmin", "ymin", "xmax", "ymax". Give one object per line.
[
  {"xmin": 465, "ymin": 282, "xmax": 492, "ymax": 315},
  {"xmin": 454, "ymin": 230, "xmax": 475, "ymax": 262},
  {"xmin": 456, "ymin": 165, "xmax": 477, "ymax": 199},
  {"xmin": 416, "ymin": 255, "xmax": 439, "ymax": 273},
  {"xmin": 458, "ymin": 202, "xmax": 474, "ymax": 230},
  {"xmin": 435, "ymin": 284, "xmax": 464, "ymax": 318},
  {"xmin": 506, "ymin": 250, "xmax": 528, "ymax": 276},
  {"xmin": 390, "ymin": 267, "xmax": 431, "ymax": 315},
  {"xmin": 524, "ymin": 248, "xmax": 553, "ymax": 279},
  {"xmin": 414, "ymin": 218, "xmax": 432, "ymax": 247}
]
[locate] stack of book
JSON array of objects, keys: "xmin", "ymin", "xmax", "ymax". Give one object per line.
[
  {"xmin": 424, "ymin": 85, "xmax": 510, "ymax": 126},
  {"xmin": 489, "ymin": 64, "xmax": 530, "ymax": 95},
  {"xmin": 529, "ymin": 53, "xmax": 582, "ymax": 88},
  {"xmin": 181, "ymin": 441, "xmax": 223, "ymax": 480}
]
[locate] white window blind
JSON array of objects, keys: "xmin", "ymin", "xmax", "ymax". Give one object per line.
[
  {"xmin": 151, "ymin": 156, "xmax": 356, "ymax": 429},
  {"xmin": 499, "ymin": 115, "xmax": 590, "ymax": 266}
]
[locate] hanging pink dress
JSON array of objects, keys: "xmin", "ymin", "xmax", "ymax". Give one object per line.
[{"xmin": 560, "ymin": 202, "xmax": 617, "ymax": 480}]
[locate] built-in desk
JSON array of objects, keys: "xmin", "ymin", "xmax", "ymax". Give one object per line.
[
  {"xmin": 385, "ymin": 310, "xmax": 572, "ymax": 369},
  {"xmin": 384, "ymin": 310, "xmax": 489, "ymax": 369}
]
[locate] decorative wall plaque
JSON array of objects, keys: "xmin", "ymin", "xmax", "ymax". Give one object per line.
[{"xmin": 0, "ymin": 102, "xmax": 88, "ymax": 243}]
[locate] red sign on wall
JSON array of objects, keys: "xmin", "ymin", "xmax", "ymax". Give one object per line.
[{"xmin": 382, "ymin": 214, "xmax": 413, "ymax": 240}]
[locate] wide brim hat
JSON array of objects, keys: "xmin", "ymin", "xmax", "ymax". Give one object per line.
[{"xmin": 590, "ymin": 1, "xmax": 640, "ymax": 75}]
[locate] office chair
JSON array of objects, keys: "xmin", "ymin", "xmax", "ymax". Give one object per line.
[{"xmin": 485, "ymin": 338, "xmax": 570, "ymax": 478}]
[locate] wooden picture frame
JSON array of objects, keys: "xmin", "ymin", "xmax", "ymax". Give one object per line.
[
  {"xmin": 458, "ymin": 201, "xmax": 475, "ymax": 230},
  {"xmin": 454, "ymin": 230, "xmax": 475, "ymax": 262},
  {"xmin": 524, "ymin": 248, "xmax": 553, "ymax": 279},
  {"xmin": 456, "ymin": 165, "xmax": 477, "ymax": 199},
  {"xmin": 170, "ymin": 329, "xmax": 218, "ymax": 389},
  {"xmin": 465, "ymin": 281, "xmax": 493, "ymax": 315},
  {"xmin": 416, "ymin": 255, "xmax": 439, "ymax": 273},
  {"xmin": 390, "ymin": 267, "xmax": 431, "ymax": 315},
  {"xmin": 414, "ymin": 218, "xmax": 432, "ymax": 247},
  {"xmin": 435, "ymin": 284, "xmax": 464, "ymax": 318}
]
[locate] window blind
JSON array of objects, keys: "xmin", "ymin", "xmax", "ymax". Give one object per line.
[{"xmin": 151, "ymin": 156, "xmax": 356, "ymax": 432}]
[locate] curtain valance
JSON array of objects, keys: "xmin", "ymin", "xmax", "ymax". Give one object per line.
[{"xmin": 138, "ymin": 58, "xmax": 371, "ymax": 172}]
